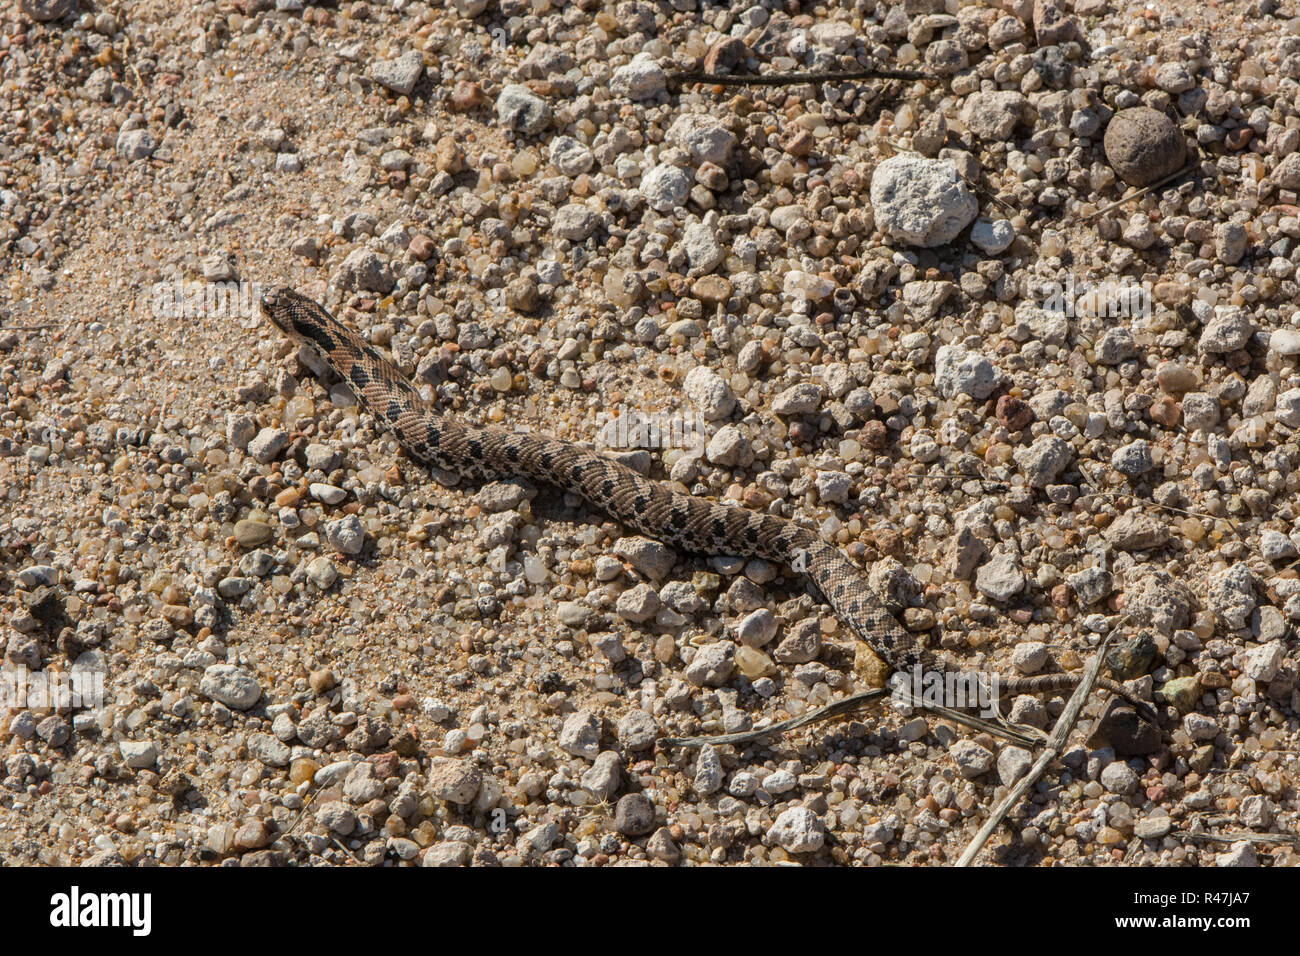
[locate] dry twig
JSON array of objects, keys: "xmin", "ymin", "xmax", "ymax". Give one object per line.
[{"xmin": 956, "ymin": 633, "xmax": 1114, "ymax": 866}]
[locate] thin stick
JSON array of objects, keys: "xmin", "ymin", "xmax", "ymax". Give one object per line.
[
  {"xmin": 956, "ymin": 633, "xmax": 1113, "ymax": 867},
  {"xmin": 1185, "ymin": 832, "xmax": 1294, "ymax": 842},
  {"xmin": 659, "ymin": 684, "xmax": 1041, "ymax": 750},
  {"xmin": 668, "ymin": 67, "xmax": 925, "ymax": 88},
  {"xmin": 1079, "ymin": 159, "xmax": 1201, "ymax": 222},
  {"xmin": 274, "ymin": 786, "xmax": 317, "ymax": 849}
]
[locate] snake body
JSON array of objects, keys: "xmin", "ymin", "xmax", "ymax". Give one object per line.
[{"xmin": 262, "ymin": 287, "xmax": 1152, "ymax": 720}]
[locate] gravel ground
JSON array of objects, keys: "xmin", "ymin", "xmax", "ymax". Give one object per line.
[{"xmin": 2, "ymin": 0, "xmax": 1299, "ymax": 867}]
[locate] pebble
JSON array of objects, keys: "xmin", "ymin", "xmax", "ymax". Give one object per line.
[
  {"xmin": 768, "ymin": 806, "xmax": 825, "ymax": 853},
  {"xmin": 233, "ymin": 519, "xmax": 273, "ymax": 548},
  {"xmin": 693, "ymin": 744, "xmax": 724, "ymax": 795},
  {"xmin": 640, "ymin": 164, "xmax": 691, "ymax": 213},
  {"xmin": 617, "ymin": 710, "xmax": 658, "ymax": 751},
  {"xmin": 1011, "ymin": 641, "xmax": 1049, "ymax": 674},
  {"xmin": 975, "ymin": 553, "xmax": 1027, "ymax": 603},
  {"xmin": 558, "ymin": 711, "xmax": 601, "ymax": 759},
  {"xmin": 1206, "ymin": 563, "xmax": 1257, "ymax": 630},
  {"xmin": 870, "ymin": 156, "xmax": 978, "ymax": 247},
  {"xmin": 580, "ymin": 751, "xmax": 623, "ymax": 800},
  {"xmin": 685, "ymin": 642, "xmax": 734, "ymax": 687},
  {"xmin": 495, "ymin": 85, "xmax": 551, "ymax": 135},
  {"xmin": 610, "ymin": 52, "xmax": 666, "ymax": 100},
  {"xmin": 613, "ymin": 793, "xmax": 656, "ymax": 836},
  {"xmin": 198, "ymin": 664, "xmax": 262, "ymax": 711},
  {"xmin": 997, "ymin": 747, "xmax": 1032, "ymax": 786},
  {"xmin": 1103, "ymin": 107, "xmax": 1187, "ymax": 186},
  {"xmin": 949, "ymin": 740, "xmax": 995, "ymax": 779},
  {"xmin": 934, "ymin": 345, "xmax": 996, "ymax": 400},
  {"xmin": 115, "ymin": 128, "xmax": 156, "ymax": 162},
  {"xmin": 119, "ymin": 741, "xmax": 157, "ymax": 770},
  {"xmin": 1198, "ymin": 307, "xmax": 1254, "ymax": 353},
  {"xmin": 427, "ymin": 757, "xmax": 481, "ymax": 804},
  {"xmin": 369, "ymin": 50, "xmax": 424, "ymax": 95},
  {"xmin": 247, "ymin": 427, "xmax": 289, "ymax": 464},
  {"xmin": 969, "ymin": 218, "xmax": 1015, "ymax": 255},
  {"xmin": 771, "ymin": 383, "xmax": 824, "ymax": 415},
  {"xmin": 324, "ymin": 515, "xmax": 366, "ymax": 556},
  {"xmin": 961, "ymin": 91, "xmax": 1026, "ymax": 141}
]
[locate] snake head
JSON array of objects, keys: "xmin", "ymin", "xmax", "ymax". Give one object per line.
[
  {"xmin": 261, "ymin": 286, "xmax": 341, "ymax": 354},
  {"xmin": 261, "ymin": 286, "xmax": 305, "ymax": 336}
]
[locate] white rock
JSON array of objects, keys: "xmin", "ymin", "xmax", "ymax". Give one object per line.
[
  {"xmin": 1241, "ymin": 640, "xmax": 1285, "ymax": 682},
  {"xmin": 610, "ymin": 52, "xmax": 666, "ymax": 100},
  {"xmin": 870, "ymin": 156, "xmax": 977, "ymax": 247},
  {"xmin": 768, "ymin": 806, "xmax": 824, "ymax": 853},
  {"xmin": 640, "ymin": 163, "xmax": 690, "ymax": 212},
  {"xmin": 970, "ymin": 218, "xmax": 1015, "ymax": 254},
  {"xmin": 935, "ymin": 344, "xmax": 997, "ymax": 400}
]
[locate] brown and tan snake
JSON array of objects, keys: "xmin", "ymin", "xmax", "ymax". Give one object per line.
[{"xmin": 261, "ymin": 286, "xmax": 1156, "ymax": 727}]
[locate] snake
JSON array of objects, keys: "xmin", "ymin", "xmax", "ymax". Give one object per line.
[{"xmin": 261, "ymin": 287, "xmax": 1156, "ymax": 726}]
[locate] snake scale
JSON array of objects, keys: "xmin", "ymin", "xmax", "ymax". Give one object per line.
[{"xmin": 262, "ymin": 287, "xmax": 1154, "ymax": 726}]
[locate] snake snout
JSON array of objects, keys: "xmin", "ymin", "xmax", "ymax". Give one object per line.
[{"xmin": 261, "ymin": 289, "xmax": 281, "ymax": 312}]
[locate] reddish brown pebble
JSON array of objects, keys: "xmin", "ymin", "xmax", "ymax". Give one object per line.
[
  {"xmin": 1149, "ymin": 396, "xmax": 1180, "ymax": 428},
  {"xmin": 448, "ymin": 80, "xmax": 488, "ymax": 112},
  {"xmin": 862, "ymin": 420, "xmax": 888, "ymax": 449},
  {"xmin": 409, "ymin": 234, "xmax": 436, "ymax": 260},
  {"xmin": 995, "ymin": 395, "xmax": 1034, "ymax": 432},
  {"xmin": 1225, "ymin": 126, "xmax": 1253, "ymax": 150}
]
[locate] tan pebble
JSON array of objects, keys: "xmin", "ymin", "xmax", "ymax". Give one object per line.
[
  {"xmin": 1149, "ymin": 396, "xmax": 1180, "ymax": 428},
  {"xmin": 233, "ymin": 519, "xmax": 273, "ymax": 548},
  {"xmin": 161, "ymin": 604, "xmax": 193, "ymax": 627},
  {"xmin": 653, "ymin": 634, "xmax": 677, "ymax": 663},
  {"xmin": 290, "ymin": 758, "xmax": 320, "ymax": 786},
  {"xmin": 309, "ymin": 668, "xmax": 336, "ymax": 694}
]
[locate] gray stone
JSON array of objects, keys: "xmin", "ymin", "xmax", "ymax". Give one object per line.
[
  {"xmin": 427, "ymin": 757, "xmax": 481, "ymax": 804},
  {"xmin": 975, "ymin": 553, "xmax": 1026, "ymax": 603},
  {"xmin": 199, "ymin": 664, "xmax": 262, "ymax": 710},
  {"xmin": 935, "ymin": 345, "xmax": 997, "ymax": 400},
  {"xmin": 119, "ymin": 740, "xmax": 158, "ymax": 769},
  {"xmin": 870, "ymin": 156, "xmax": 978, "ymax": 247},
  {"xmin": 610, "ymin": 52, "xmax": 666, "ymax": 100},
  {"xmin": 613, "ymin": 793, "xmax": 655, "ymax": 835},
  {"xmin": 949, "ymin": 739, "xmax": 995, "ymax": 778},
  {"xmin": 685, "ymin": 642, "xmax": 734, "ymax": 687},
  {"xmin": 559, "ymin": 710, "xmax": 601, "ymax": 759},
  {"xmin": 496, "ymin": 85, "xmax": 551, "ymax": 135},
  {"xmin": 768, "ymin": 806, "xmax": 824, "ymax": 853}
]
